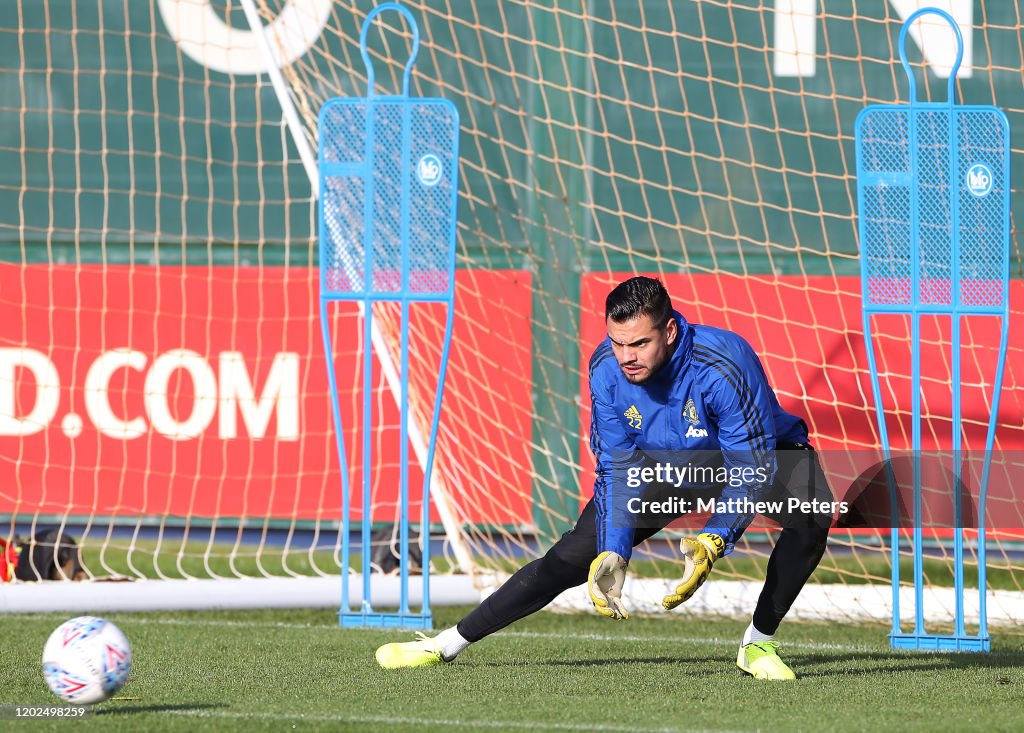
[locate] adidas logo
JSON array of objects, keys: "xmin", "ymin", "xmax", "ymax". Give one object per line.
[
  {"xmin": 685, "ymin": 424, "xmax": 708, "ymax": 439},
  {"xmin": 624, "ymin": 405, "xmax": 643, "ymax": 429}
]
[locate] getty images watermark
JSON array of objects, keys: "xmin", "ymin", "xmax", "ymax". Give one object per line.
[
  {"xmin": 623, "ymin": 462, "xmax": 850, "ymax": 518},
  {"xmin": 608, "ymin": 448, "xmax": 1024, "ymax": 530}
]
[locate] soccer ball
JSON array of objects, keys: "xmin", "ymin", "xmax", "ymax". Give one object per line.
[{"xmin": 42, "ymin": 616, "xmax": 132, "ymax": 705}]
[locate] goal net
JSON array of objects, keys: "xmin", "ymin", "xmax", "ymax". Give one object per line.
[{"xmin": 3, "ymin": 0, "xmax": 1023, "ymax": 626}]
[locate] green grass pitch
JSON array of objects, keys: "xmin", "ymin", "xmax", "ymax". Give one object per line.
[{"xmin": 5, "ymin": 607, "xmax": 1024, "ymax": 732}]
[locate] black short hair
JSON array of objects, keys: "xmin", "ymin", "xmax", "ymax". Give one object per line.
[{"xmin": 605, "ymin": 276, "xmax": 673, "ymax": 329}]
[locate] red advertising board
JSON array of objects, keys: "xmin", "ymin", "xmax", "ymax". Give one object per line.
[
  {"xmin": 0, "ymin": 265, "xmax": 534, "ymax": 523},
  {"xmin": 3, "ymin": 266, "xmax": 1022, "ymax": 527},
  {"xmin": 578, "ymin": 273, "xmax": 1024, "ymax": 500}
]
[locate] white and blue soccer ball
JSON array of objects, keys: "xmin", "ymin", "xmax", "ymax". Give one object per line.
[{"xmin": 42, "ymin": 616, "xmax": 132, "ymax": 705}]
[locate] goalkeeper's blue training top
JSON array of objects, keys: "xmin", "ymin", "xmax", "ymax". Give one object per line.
[{"xmin": 588, "ymin": 310, "xmax": 808, "ymax": 560}]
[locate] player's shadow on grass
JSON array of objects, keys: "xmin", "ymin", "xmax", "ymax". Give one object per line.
[
  {"xmin": 546, "ymin": 656, "xmax": 718, "ymax": 668},
  {"xmin": 474, "ymin": 651, "xmax": 1023, "ymax": 676},
  {"xmin": 95, "ymin": 703, "xmax": 228, "ymax": 716},
  {"xmin": 474, "ymin": 656, "xmax": 719, "ymax": 668},
  {"xmin": 785, "ymin": 650, "xmax": 1024, "ymax": 677}
]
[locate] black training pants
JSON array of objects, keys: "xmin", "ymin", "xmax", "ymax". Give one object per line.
[{"xmin": 458, "ymin": 444, "xmax": 832, "ymax": 641}]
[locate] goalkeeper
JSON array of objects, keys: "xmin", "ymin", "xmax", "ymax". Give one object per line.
[{"xmin": 376, "ymin": 276, "xmax": 833, "ymax": 680}]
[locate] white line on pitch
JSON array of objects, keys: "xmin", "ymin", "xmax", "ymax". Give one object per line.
[
  {"xmin": 57, "ymin": 615, "xmax": 879, "ymax": 652},
  {"xmin": 162, "ymin": 708, "xmax": 755, "ymax": 733},
  {"xmin": 23, "ymin": 612, "xmax": 1014, "ymax": 655}
]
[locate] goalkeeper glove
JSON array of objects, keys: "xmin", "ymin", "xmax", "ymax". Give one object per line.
[
  {"xmin": 588, "ymin": 551, "xmax": 629, "ymax": 620},
  {"xmin": 662, "ymin": 532, "xmax": 726, "ymax": 610}
]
